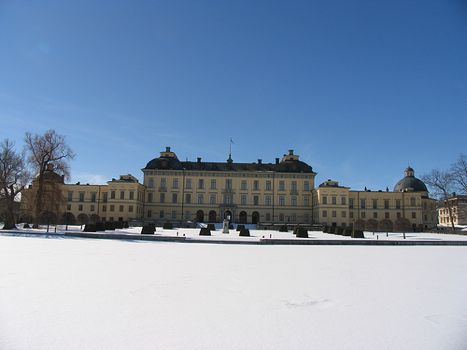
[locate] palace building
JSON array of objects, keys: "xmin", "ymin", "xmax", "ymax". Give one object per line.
[{"xmin": 20, "ymin": 147, "xmax": 438, "ymax": 230}]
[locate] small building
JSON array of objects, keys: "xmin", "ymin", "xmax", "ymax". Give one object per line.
[{"xmin": 438, "ymin": 195, "xmax": 467, "ymax": 227}]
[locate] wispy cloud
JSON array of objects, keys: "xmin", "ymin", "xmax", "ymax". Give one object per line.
[{"xmin": 71, "ymin": 172, "xmax": 108, "ymax": 185}]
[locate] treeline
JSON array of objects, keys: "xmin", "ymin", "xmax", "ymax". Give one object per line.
[{"xmin": 0, "ymin": 130, "xmax": 74, "ymax": 229}]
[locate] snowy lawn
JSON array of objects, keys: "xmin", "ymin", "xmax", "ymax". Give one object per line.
[{"xmin": 1, "ymin": 235, "xmax": 467, "ymax": 350}]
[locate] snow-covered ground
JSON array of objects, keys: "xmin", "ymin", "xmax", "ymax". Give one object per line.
[{"xmin": 1, "ymin": 235, "xmax": 467, "ymax": 349}]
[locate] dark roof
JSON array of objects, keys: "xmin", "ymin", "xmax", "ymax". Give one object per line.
[
  {"xmin": 144, "ymin": 157, "xmax": 315, "ymax": 174},
  {"xmin": 394, "ymin": 176, "xmax": 428, "ymax": 192},
  {"xmin": 41, "ymin": 170, "xmax": 65, "ymax": 184}
]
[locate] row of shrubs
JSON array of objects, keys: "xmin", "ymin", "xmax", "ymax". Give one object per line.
[
  {"xmin": 323, "ymin": 225, "xmax": 364, "ymax": 238},
  {"xmin": 83, "ymin": 221, "xmax": 129, "ymax": 232},
  {"xmin": 199, "ymin": 227, "xmax": 251, "ymax": 237}
]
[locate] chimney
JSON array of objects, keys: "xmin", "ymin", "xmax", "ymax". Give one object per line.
[
  {"xmin": 166, "ymin": 146, "xmax": 171, "ymax": 152},
  {"xmin": 288, "ymin": 149, "xmax": 294, "ymax": 155},
  {"xmin": 197, "ymin": 157, "xmax": 201, "ymax": 163},
  {"xmin": 275, "ymin": 158, "xmax": 280, "ymax": 164},
  {"xmin": 258, "ymin": 159, "xmax": 262, "ymax": 164}
]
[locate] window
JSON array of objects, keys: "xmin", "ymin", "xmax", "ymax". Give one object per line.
[
  {"xmin": 349, "ymin": 198, "xmax": 354, "ymax": 208},
  {"xmin": 360, "ymin": 199, "xmax": 366, "ymax": 209},
  {"xmin": 361, "ymin": 211, "xmax": 366, "ymax": 219},
  {"xmin": 119, "ymin": 205, "xmax": 124, "ymax": 212},
  {"xmin": 148, "ymin": 178, "xmax": 154, "ymax": 188},
  {"xmin": 198, "ymin": 179, "xmax": 204, "ymax": 189},
  {"xmin": 67, "ymin": 204, "xmax": 71, "ymax": 211},
  {"xmin": 384, "ymin": 200, "xmax": 389, "ymax": 209},
  {"xmin": 332, "ymin": 196, "xmax": 336, "ymax": 205},
  {"xmin": 265, "ymin": 195, "xmax": 272, "ymax": 206},
  {"xmin": 410, "ymin": 197, "xmax": 416, "ymax": 206},
  {"xmin": 349, "ymin": 211, "xmax": 354, "ymax": 219},
  {"xmin": 210, "ymin": 179, "xmax": 216, "ymax": 189},
  {"xmin": 304, "ymin": 196, "xmax": 309, "ymax": 206},
  {"xmin": 210, "ymin": 195, "xmax": 216, "ymax": 205},
  {"xmin": 373, "ymin": 212, "xmax": 378, "ymax": 219},
  {"xmin": 148, "ymin": 193, "xmax": 153, "ymax": 203},
  {"xmin": 103, "ymin": 193, "xmax": 108, "ymax": 203},
  {"xmin": 396, "ymin": 200, "xmax": 401, "ymax": 209},
  {"xmin": 291, "ymin": 214, "xmax": 296, "ymax": 221},
  {"xmin": 172, "ymin": 211, "xmax": 177, "ymax": 220},
  {"xmin": 226, "ymin": 179, "xmax": 232, "ymax": 190},
  {"xmin": 266, "ymin": 181, "xmax": 272, "ymax": 191},
  {"xmin": 291, "ymin": 196, "xmax": 297, "ymax": 206},
  {"xmin": 332, "ymin": 210, "xmax": 336, "ymax": 218},
  {"xmin": 78, "ymin": 204, "xmax": 83, "ymax": 211},
  {"xmin": 197, "ymin": 194, "xmax": 203, "ymax": 204},
  {"xmin": 186, "ymin": 194, "xmax": 191, "ymax": 204},
  {"xmin": 79, "ymin": 192, "xmax": 85, "ymax": 202},
  {"xmin": 385, "ymin": 212, "xmax": 389, "ymax": 219},
  {"xmin": 412, "ymin": 212, "xmax": 416, "ymax": 219},
  {"xmin": 279, "ymin": 180, "xmax": 285, "ymax": 191},
  {"xmin": 129, "ymin": 205, "xmax": 133, "ymax": 213},
  {"xmin": 160, "ymin": 178, "xmax": 166, "ymax": 189},
  {"xmin": 224, "ymin": 195, "xmax": 232, "ymax": 204},
  {"xmin": 111, "ymin": 191, "xmax": 115, "ymax": 199},
  {"xmin": 322, "ymin": 210, "xmax": 327, "ymax": 217},
  {"xmin": 291, "ymin": 181, "xmax": 297, "ymax": 191},
  {"xmin": 186, "ymin": 179, "xmax": 192, "ymax": 189},
  {"xmin": 241, "ymin": 195, "xmax": 247, "ymax": 205},
  {"xmin": 241, "ymin": 180, "xmax": 247, "ymax": 190},
  {"xmin": 279, "ymin": 196, "xmax": 285, "ymax": 206},
  {"xmin": 253, "ymin": 180, "xmax": 259, "ymax": 191},
  {"xmin": 279, "ymin": 213, "xmax": 284, "ymax": 221},
  {"xmin": 322, "ymin": 196, "xmax": 327, "ymax": 204},
  {"xmin": 159, "ymin": 210, "xmax": 164, "ymax": 219},
  {"xmin": 342, "ymin": 211, "xmax": 347, "ymax": 218},
  {"xmin": 147, "ymin": 210, "xmax": 152, "ymax": 218},
  {"xmin": 396, "ymin": 212, "xmax": 401, "ymax": 218},
  {"xmin": 341, "ymin": 197, "xmax": 346, "ymax": 205},
  {"xmin": 89, "ymin": 192, "xmax": 96, "ymax": 202},
  {"xmin": 266, "ymin": 213, "xmax": 271, "ymax": 221},
  {"xmin": 304, "ymin": 181, "xmax": 310, "ymax": 191},
  {"xmin": 129, "ymin": 191, "xmax": 134, "ymax": 200},
  {"xmin": 173, "ymin": 179, "xmax": 179, "ymax": 189},
  {"xmin": 372, "ymin": 199, "xmax": 377, "ymax": 209},
  {"xmin": 172, "ymin": 193, "xmax": 178, "ymax": 203},
  {"xmin": 90, "ymin": 205, "xmax": 95, "ymax": 212},
  {"xmin": 67, "ymin": 191, "xmax": 73, "ymax": 202},
  {"xmin": 253, "ymin": 195, "xmax": 259, "ymax": 205},
  {"xmin": 160, "ymin": 193, "xmax": 165, "ymax": 203},
  {"xmin": 119, "ymin": 191, "xmax": 124, "ymax": 200},
  {"xmin": 102, "ymin": 205, "xmax": 107, "ymax": 212}
]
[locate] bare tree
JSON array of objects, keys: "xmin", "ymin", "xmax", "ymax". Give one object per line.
[
  {"xmin": 421, "ymin": 169, "xmax": 456, "ymax": 231},
  {"xmin": 0, "ymin": 139, "xmax": 30, "ymax": 229},
  {"xmin": 451, "ymin": 153, "xmax": 467, "ymax": 195},
  {"xmin": 24, "ymin": 130, "xmax": 75, "ymax": 227}
]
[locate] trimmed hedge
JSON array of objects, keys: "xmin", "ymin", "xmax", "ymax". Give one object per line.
[
  {"xmin": 163, "ymin": 222, "xmax": 173, "ymax": 229},
  {"xmin": 336, "ymin": 227, "xmax": 344, "ymax": 235},
  {"xmin": 323, "ymin": 225, "xmax": 329, "ymax": 233},
  {"xmin": 23, "ymin": 223, "xmax": 30, "ymax": 229},
  {"xmin": 329, "ymin": 226, "xmax": 336, "ymax": 234},
  {"xmin": 343, "ymin": 228, "xmax": 352, "ymax": 236},
  {"xmin": 351, "ymin": 230, "xmax": 365, "ymax": 238},
  {"xmin": 294, "ymin": 227, "xmax": 308, "ymax": 238},
  {"xmin": 239, "ymin": 228, "xmax": 250, "ymax": 237},
  {"xmin": 105, "ymin": 222, "xmax": 115, "ymax": 231},
  {"xmin": 95, "ymin": 222, "xmax": 105, "ymax": 231},
  {"xmin": 199, "ymin": 227, "xmax": 211, "ymax": 236},
  {"xmin": 123, "ymin": 221, "xmax": 129, "ymax": 229},
  {"xmin": 236, "ymin": 224, "xmax": 245, "ymax": 231},
  {"xmin": 279, "ymin": 225, "xmax": 288, "ymax": 232},
  {"xmin": 207, "ymin": 223, "xmax": 215, "ymax": 231},
  {"xmin": 114, "ymin": 221, "xmax": 124, "ymax": 229},
  {"xmin": 83, "ymin": 224, "xmax": 96, "ymax": 232},
  {"xmin": 141, "ymin": 224, "xmax": 156, "ymax": 234}
]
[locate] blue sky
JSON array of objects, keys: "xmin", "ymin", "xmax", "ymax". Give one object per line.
[{"xmin": 1, "ymin": 0, "xmax": 466, "ymax": 190}]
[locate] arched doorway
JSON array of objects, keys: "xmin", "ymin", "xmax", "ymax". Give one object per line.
[
  {"xmin": 208, "ymin": 210, "xmax": 217, "ymax": 222},
  {"xmin": 252, "ymin": 211, "xmax": 260, "ymax": 224},
  {"xmin": 89, "ymin": 214, "xmax": 100, "ymax": 224},
  {"xmin": 77, "ymin": 213, "xmax": 89, "ymax": 225},
  {"xmin": 239, "ymin": 211, "xmax": 247, "ymax": 224},
  {"xmin": 61, "ymin": 212, "xmax": 76, "ymax": 225},
  {"xmin": 196, "ymin": 210, "xmax": 204, "ymax": 222}
]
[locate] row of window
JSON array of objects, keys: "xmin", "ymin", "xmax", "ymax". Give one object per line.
[
  {"xmin": 145, "ymin": 210, "xmax": 309, "ymax": 222},
  {"xmin": 147, "ymin": 193, "xmax": 311, "ymax": 206},
  {"xmin": 347, "ymin": 198, "xmax": 417, "ymax": 209},
  {"xmin": 67, "ymin": 190, "xmax": 141, "ymax": 202},
  {"xmin": 322, "ymin": 210, "xmax": 417, "ymax": 219},
  {"xmin": 67, "ymin": 203, "xmax": 141, "ymax": 214},
  {"xmin": 147, "ymin": 178, "xmax": 311, "ymax": 192}
]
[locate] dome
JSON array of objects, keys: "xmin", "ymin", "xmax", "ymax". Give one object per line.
[
  {"xmin": 144, "ymin": 156, "xmax": 182, "ymax": 170},
  {"xmin": 394, "ymin": 167, "xmax": 428, "ymax": 192}
]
